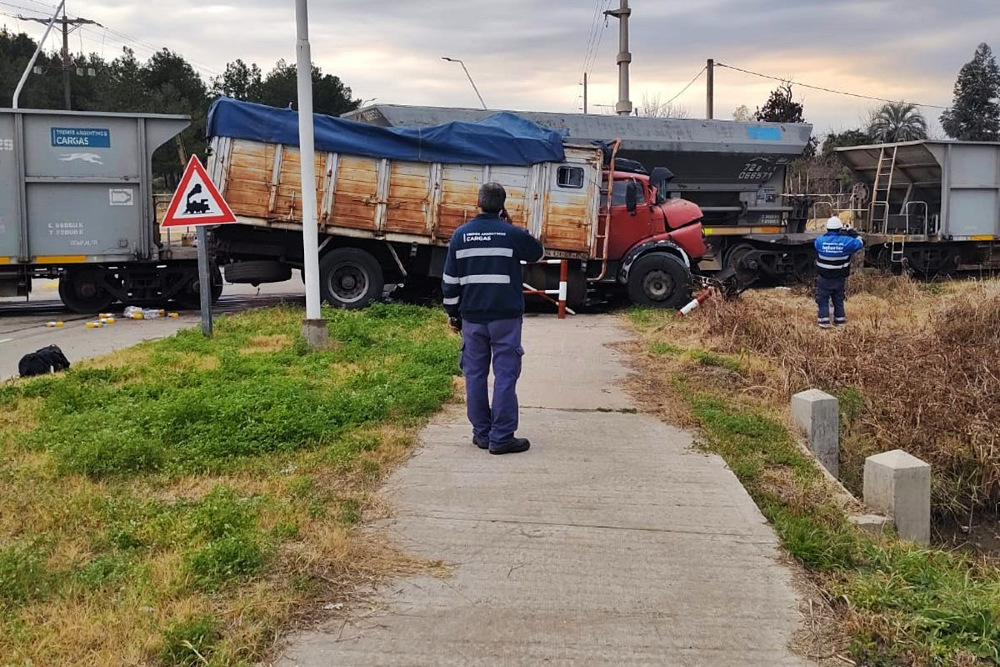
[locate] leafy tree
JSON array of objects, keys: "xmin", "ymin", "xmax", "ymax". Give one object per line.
[
  {"xmin": 866, "ymin": 102, "xmax": 928, "ymax": 143},
  {"xmin": 753, "ymin": 83, "xmax": 805, "ymax": 123},
  {"xmin": 255, "ymin": 59, "xmax": 359, "ymax": 116},
  {"xmin": 821, "ymin": 128, "xmax": 873, "ymax": 156},
  {"xmin": 732, "ymin": 104, "xmax": 751, "ymax": 122},
  {"xmin": 752, "ymin": 83, "xmax": 816, "ymax": 155},
  {"xmin": 941, "ymin": 43, "xmax": 1000, "ymax": 141},
  {"xmin": 211, "ymin": 59, "xmax": 263, "ymax": 101},
  {"xmin": 0, "ymin": 28, "xmax": 63, "ymax": 109}
]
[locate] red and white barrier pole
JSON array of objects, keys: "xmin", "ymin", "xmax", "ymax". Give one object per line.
[
  {"xmin": 558, "ymin": 260, "xmax": 568, "ymax": 320},
  {"xmin": 678, "ymin": 288, "xmax": 715, "ymax": 316}
]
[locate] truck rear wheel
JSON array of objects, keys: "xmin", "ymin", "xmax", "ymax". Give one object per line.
[
  {"xmin": 319, "ymin": 248, "xmax": 384, "ymax": 309},
  {"xmin": 626, "ymin": 253, "xmax": 690, "ymax": 308},
  {"xmin": 58, "ymin": 268, "xmax": 117, "ymax": 313},
  {"xmin": 173, "ymin": 267, "xmax": 223, "ymax": 310}
]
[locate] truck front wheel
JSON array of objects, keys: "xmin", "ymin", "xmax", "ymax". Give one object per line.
[
  {"xmin": 319, "ymin": 248, "xmax": 384, "ymax": 309},
  {"xmin": 626, "ymin": 253, "xmax": 690, "ymax": 308}
]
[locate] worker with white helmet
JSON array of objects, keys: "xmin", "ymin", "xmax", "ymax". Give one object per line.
[{"xmin": 813, "ymin": 217, "xmax": 864, "ymax": 328}]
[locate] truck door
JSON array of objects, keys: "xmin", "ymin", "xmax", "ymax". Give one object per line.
[{"xmin": 605, "ymin": 177, "xmax": 652, "ymax": 260}]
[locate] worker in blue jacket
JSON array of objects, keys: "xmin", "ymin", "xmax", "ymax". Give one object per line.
[
  {"xmin": 442, "ymin": 182, "xmax": 544, "ymax": 455},
  {"xmin": 814, "ymin": 217, "xmax": 865, "ymax": 328}
]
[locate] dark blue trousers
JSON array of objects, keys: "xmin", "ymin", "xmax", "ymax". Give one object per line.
[
  {"xmin": 461, "ymin": 318, "xmax": 524, "ymax": 447},
  {"xmin": 816, "ymin": 276, "xmax": 847, "ymax": 326}
]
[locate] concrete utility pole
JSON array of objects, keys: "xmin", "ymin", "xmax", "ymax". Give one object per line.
[
  {"xmin": 18, "ymin": 7, "xmax": 100, "ymax": 110},
  {"xmin": 12, "ymin": 0, "xmax": 65, "ymax": 109},
  {"xmin": 706, "ymin": 58, "xmax": 715, "ymax": 120},
  {"xmin": 604, "ymin": 0, "xmax": 632, "ymax": 116},
  {"xmin": 295, "ymin": 0, "xmax": 328, "ymax": 349}
]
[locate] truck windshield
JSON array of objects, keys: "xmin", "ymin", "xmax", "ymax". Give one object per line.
[{"xmin": 601, "ymin": 180, "xmax": 646, "ymax": 208}]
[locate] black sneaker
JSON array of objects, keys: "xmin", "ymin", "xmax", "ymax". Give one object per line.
[
  {"xmin": 489, "ymin": 438, "xmax": 531, "ymax": 455},
  {"xmin": 472, "ymin": 436, "xmax": 489, "ymax": 450}
]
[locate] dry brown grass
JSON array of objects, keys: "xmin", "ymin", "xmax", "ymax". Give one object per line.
[
  {"xmin": 240, "ymin": 334, "xmax": 291, "ymax": 354},
  {"xmin": 687, "ymin": 276, "xmax": 1000, "ymax": 518}
]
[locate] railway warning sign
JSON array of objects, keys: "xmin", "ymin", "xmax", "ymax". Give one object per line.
[{"xmin": 162, "ymin": 155, "xmax": 237, "ymax": 228}]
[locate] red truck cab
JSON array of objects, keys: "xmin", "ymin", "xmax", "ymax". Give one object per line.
[{"xmin": 594, "ymin": 168, "xmax": 707, "ymax": 307}]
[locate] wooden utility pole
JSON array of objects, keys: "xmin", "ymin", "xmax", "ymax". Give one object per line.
[
  {"xmin": 583, "ymin": 72, "xmax": 588, "ymax": 114},
  {"xmin": 706, "ymin": 58, "xmax": 715, "ymax": 119}
]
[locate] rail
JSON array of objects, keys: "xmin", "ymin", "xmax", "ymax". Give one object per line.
[{"xmin": 522, "ymin": 259, "xmax": 573, "ymax": 319}]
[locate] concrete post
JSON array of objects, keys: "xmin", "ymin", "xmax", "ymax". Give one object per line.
[
  {"xmin": 791, "ymin": 389, "xmax": 839, "ymax": 477},
  {"xmin": 864, "ymin": 450, "xmax": 931, "ymax": 545}
]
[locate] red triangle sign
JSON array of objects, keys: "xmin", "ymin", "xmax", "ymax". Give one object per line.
[{"xmin": 162, "ymin": 155, "xmax": 238, "ymax": 228}]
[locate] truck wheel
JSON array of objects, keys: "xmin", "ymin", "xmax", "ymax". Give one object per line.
[
  {"xmin": 627, "ymin": 253, "xmax": 690, "ymax": 308},
  {"xmin": 319, "ymin": 248, "xmax": 384, "ymax": 309},
  {"xmin": 58, "ymin": 268, "xmax": 116, "ymax": 313}
]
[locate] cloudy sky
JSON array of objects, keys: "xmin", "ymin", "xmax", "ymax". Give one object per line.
[{"xmin": 3, "ymin": 0, "xmax": 999, "ymax": 137}]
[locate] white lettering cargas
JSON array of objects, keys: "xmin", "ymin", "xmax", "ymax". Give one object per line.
[
  {"xmin": 463, "ymin": 231, "xmax": 507, "ymax": 243},
  {"xmin": 0, "ymin": 138, "xmax": 13, "ymax": 151}
]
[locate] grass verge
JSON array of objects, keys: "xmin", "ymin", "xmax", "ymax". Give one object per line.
[
  {"xmin": 0, "ymin": 303, "xmax": 459, "ymax": 666},
  {"xmin": 625, "ymin": 301, "xmax": 1000, "ymax": 666}
]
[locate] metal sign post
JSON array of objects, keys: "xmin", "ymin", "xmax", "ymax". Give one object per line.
[
  {"xmin": 162, "ymin": 155, "xmax": 238, "ymax": 338},
  {"xmin": 197, "ymin": 226, "xmax": 213, "ymax": 337}
]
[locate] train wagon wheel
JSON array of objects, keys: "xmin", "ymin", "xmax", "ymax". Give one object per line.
[
  {"xmin": 173, "ymin": 266, "xmax": 223, "ymax": 310},
  {"xmin": 58, "ymin": 268, "xmax": 117, "ymax": 313}
]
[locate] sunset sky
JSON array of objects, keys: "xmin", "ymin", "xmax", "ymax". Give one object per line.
[{"xmin": 3, "ymin": 0, "xmax": 998, "ymax": 138}]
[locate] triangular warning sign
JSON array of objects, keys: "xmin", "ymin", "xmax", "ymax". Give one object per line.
[{"xmin": 162, "ymin": 155, "xmax": 237, "ymax": 228}]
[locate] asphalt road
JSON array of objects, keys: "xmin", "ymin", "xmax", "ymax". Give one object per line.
[{"xmin": 0, "ymin": 275, "xmax": 307, "ymax": 382}]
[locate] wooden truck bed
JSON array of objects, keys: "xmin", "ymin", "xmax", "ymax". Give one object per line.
[{"xmin": 207, "ymin": 137, "xmax": 602, "ymax": 258}]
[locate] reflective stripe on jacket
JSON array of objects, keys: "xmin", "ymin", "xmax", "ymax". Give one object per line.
[
  {"xmin": 814, "ymin": 232, "xmax": 864, "ymax": 279},
  {"xmin": 442, "ymin": 214, "xmax": 544, "ymax": 323}
]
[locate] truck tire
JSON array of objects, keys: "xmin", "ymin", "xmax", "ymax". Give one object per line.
[
  {"xmin": 224, "ymin": 260, "xmax": 292, "ymax": 285},
  {"xmin": 58, "ymin": 268, "xmax": 117, "ymax": 313},
  {"xmin": 626, "ymin": 253, "xmax": 690, "ymax": 308},
  {"xmin": 319, "ymin": 248, "xmax": 384, "ymax": 309}
]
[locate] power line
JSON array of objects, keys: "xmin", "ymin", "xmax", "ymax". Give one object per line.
[
  {"xmin": 664, "ymin": 66, "xmax": 707, "ymax": 107},
  {"xmin": 584, "ymin": 0, "xmax": 613, "ymax": 77},
  {"xmin": 716, "ymin": 61, "xmax": 949, "ymax": 110}
]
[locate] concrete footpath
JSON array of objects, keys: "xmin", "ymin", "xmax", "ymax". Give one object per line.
[{"xmin": 280, "ymin": 315, "xmax": 808, "ymax": 666}]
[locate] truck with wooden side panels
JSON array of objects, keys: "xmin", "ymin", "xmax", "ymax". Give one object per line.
[
  {"xmin": 0, "ymin": 107, "xmax": 220, "ymax": 312},
  {"xmin": 205, "ymin": 99, "xmax": 708, "ymax": 310}
]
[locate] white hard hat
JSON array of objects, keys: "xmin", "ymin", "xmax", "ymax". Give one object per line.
[{"xmin": 826, "ymin": 217, "xmax": 844, "ymax": 231}]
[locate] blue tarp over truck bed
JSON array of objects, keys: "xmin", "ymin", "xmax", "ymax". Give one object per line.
[{"xmin": 206, "ymin": 98, "xmax": 566, "ymax": 166}]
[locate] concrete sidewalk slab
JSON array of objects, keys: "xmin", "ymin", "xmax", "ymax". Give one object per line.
[{"xmin": 279, "ymin": 315, "xmax": 807, "ymax": 666}]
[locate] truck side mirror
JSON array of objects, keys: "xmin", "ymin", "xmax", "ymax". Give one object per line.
[{"xmin": 625, "ymin": 180, "xmax": 638, "ymax": 213}]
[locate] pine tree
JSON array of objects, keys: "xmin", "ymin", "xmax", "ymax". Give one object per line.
[{"xmin": 940, "ymin": 43, "xmax": 1000, "ymax": 141}]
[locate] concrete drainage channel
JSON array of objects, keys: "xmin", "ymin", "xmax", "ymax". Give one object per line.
[{"xmin": 791, "ymin": 389, "xmax": 931, "ymax": 545}]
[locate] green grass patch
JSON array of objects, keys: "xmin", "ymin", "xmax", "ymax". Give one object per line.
[
  {"xmin": 649, "ymin": 342, "xmax": 682, "ymax": 356},
  {"xmin": 674, "ymin": 375, "xmax": 1000, "ymax": 664},
  {"xmin": 161, "ymin": 614, "xmax": 221, "ymax": 667},
  {"xmin": 0, "ymin": 304, "xmax": 460, "ymax": 664},
  {"xmin": 0, "ymin": 542, "xmax": 53, "ymax": 608},
  {"xmin": 687, "ymin": 349, "xmax": 745, "ymax": 375},
  {"xmin": 8, "ymin": 304, "xmax": 456, "ymax": 478}
]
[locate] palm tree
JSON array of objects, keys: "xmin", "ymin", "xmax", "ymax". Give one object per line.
[{"xmin": 867, "ymin": 102, "xmax": 929, "ymax": 142}]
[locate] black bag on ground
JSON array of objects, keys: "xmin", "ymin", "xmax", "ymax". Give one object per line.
[
  {"xmin": 18, "ymin": 344, "xmax": 71, "ymax": 377},
  {"xmin": 18, "ymin": 353, "xmax": 50, "ymax": 377},
  {"xmin": 36, "ymin": 345, "xmax": 71, "ymax": 371}
]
